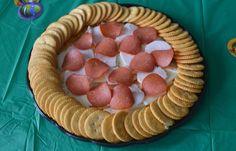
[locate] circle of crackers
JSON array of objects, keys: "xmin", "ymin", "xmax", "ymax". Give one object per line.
[{"xmin": 28, "ymin": 2, "xmax": 205, "ymax": 144}]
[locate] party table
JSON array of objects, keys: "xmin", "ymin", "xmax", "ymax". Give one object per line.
[{"xmin": 1, "ymin": 0, "xmax": 236, "ymax": 150}]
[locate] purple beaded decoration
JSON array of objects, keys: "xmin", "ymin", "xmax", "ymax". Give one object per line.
[{"xmin": 15, "ymin": 0, "xmax": 43, "ymax": 20}]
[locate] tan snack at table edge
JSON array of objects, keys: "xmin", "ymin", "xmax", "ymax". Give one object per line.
[
  {"xmin": 101, "ymin": 115, "xmax": 120, "ymax": 143},
  {"xmin": 177, "ymin": 63, "xmax": 205, "ymax": 71},
  {"xmin": 162, "ymin": 95, "xmax": 189, "ymax": 118},
  {"xmin": 28, "ymin": 2, "xmax": 205, "ymax": 143},
  {"xmin": 79, "ymin": 108, "xmax": 98, "ymax": 137},
  {"xmin": 63, "ymin": 105, "xmax": 82, "ymax": 133},
  {"xmin": 157, "ymin": 97, "xmax": 182, "ymax": 120},
  {"xmin": 112, "ymin": 111, "xmax": 133, "ymax": 142},
  {"xmin": 132, "ymin": 109, "xmax": 152, "ymax": 138},
  {"xmin": 170, "ymin": 85, "xmax": 198, "ymax": 102},
  {"xmin": 167, "ymin": 91, "xmax": 194, "ymax": 108},
  {"xmin": 227, "ymin": 38, "xmax": 236, "ymax": 57},
  {"xmin": 144, "ymin": 107, "xmax": 166, "ymax": 133},
  {"xmin": 124, "ymin": 112, "xmax": 145, "ymax": 140},
  {"xmin": 84, "ymin": 110, "xmax": 109, "ymax": 140},
  {"xmin": 71, "ymin": 108, "xmax": 86, "ymax": 136},
  {"xmin": 138, "ymin": 108, "xmax": 157, "ymax": 135},
  {"xmin": 150, "ymin": 101, "xmax": 174, "ymax": 127}
]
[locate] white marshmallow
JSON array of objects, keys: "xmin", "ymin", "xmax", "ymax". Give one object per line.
[
  {"xmin": 57, "ymin": 46, "xmax": 73, "ymax": 69},
  {"xmin": 115, "ymin": 23, "xmax": 138, "ymax": 43},
  {"xmin": 123, "ymin": 23, "xmax": 138, "ymax": 35},
  {"xmin": 153, "ymin": 67, "xmax": 168, "ymax": 79},
  {"xmin": 95, "ymin": 53, "xmax": 117, "ymax": 67},
  {"xmin": 119, "ymin": 52, "xmax": 134, "ymax": 67},
  {"xmin": 74, "ymin": 95, "xmax": 92, "ymax": 107},
  {"xmin": 129, "ymin": 84, "xmax": 145, "ymax": 110},
  {"xmin": 79, "ymin": 48, "xmax": 94, "ymax": 60},
  {"xmin": 137, "ymin": 67, "xmax": 167, "ymax": 84},
  {"xmin": 143, "ymin": 96, "xmax": 158, "ymax": 106},
  {"xmin": 165, "ymin": 68, "xmax": 177, "ymax": 85},
  {"xmin": 144, "ymin": 40, "xmax": 172, "ymax": 53},
  {"xmin": 91, "ymin": 25, "xmax": 104, "ymax": 44},
  {"xmin": 63, "ymin": 67, "xmax": 86, "ymax": 82}
]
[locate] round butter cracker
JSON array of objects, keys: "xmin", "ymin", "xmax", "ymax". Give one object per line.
[
  {"xmin": 112, "ymin": 111, "xmax": 133, "ymax": 142},
  {"xmin": 163, "ymin": 95, "xmax": 189, "ymax": 118},
  {"xmin": 79, "ymin": 108, "xmax": 98, "ymax": 137},
  {"xmin": 101, "ymin": 115, "xmax": 120, "ymax": 143},
  {"xmin": 157, "ymin": 96, "xmax": 182, "ymax": 120},
  {"xmin": 63, "ymin": 105, "xmax": 82, "ymax": 133},
  {"xmin": 178, "ymin": 74, "xmax": 205, "ymax": 85},
  {"xmin": 71, "ymin": 107, "xmax": 86, "ymax": 136},
  {"xmin": 144, "ymin": 106, "xmax": 166, "ymax": 133},
  {"xmin": 150, "ymin": 101, "xmax": 174, "ymax": 127},
  {"xmin": 124, "ymin": 112, "xmax": 145, "ymax": 140},
  {"xmin": 84, "ymin": 110, "xmax": 109, "ymax": 140},
  {"xmin": 138, "ymin": 108, "xmax": 157, "ymax": 135},
  {"xmin": 132, "ymin": 109, "xmax": 152, "ymax": 138},
  {"xmin": 167, "ymin": 91, "xmax": 194, "ymax": 108}
]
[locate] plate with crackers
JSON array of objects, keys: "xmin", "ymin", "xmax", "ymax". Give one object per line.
[{"xmin": 27, "ymin": 2, "xmax": 205, "ymax": 146}]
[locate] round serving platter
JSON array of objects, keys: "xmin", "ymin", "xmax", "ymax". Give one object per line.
[{"xmin": 27, "ymin": 3, "xmax": 206, "ymax": 147}]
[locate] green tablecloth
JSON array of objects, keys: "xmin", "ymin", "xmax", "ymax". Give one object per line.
[{"xmin": 1, "ymin": 0, "xmax": 236, "ymax": 150}]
